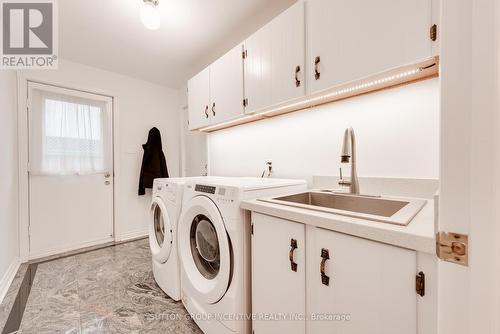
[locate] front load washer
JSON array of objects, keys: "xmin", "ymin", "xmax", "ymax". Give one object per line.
[
  {"xmin": 150, "ymin": 177, "xmax": 224, "ymax": 301},
  {"xmin": 178, "ymin": 178, "xmax": 307, "ymax": 334}
]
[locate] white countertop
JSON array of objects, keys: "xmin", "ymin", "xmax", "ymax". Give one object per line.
[{"xmin": 241, "ymin": 193, "xmax": 436, "ymax": 254}]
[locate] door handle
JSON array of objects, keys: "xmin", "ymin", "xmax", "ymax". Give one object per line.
[
  {"xmin": 295, "ymin": 65, "xmax": 301, "ymax": 87},
  {"xmin": 212, "ymin": 102, "xmax": 216, "ymax": 117},
  {"xmin": 204, "ymin": 105, "xmax": 209, "ymax": 118},
  {"xmin": 104, "ymin": 173, "xmax": 111, "ymax": 178},
  {"xmin": 104, "ymin": 181, "xmax": 111, "ymax": 186},
  {"xmin": 289, "ymin": 238, "xmax": 298, "ymax": 272},
  {"xmin": 314, "ymin": 56, "xmax": 321, "ymax": 80},
  {"xmin": 320, "ymin": 248, "xmax": 330, "ymax": 286}
]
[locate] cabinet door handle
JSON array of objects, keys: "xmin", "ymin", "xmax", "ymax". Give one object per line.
[
  {"xmin": 320, "ymin": 248, "xmax": 330, "ymax": 286},
  {"xmin": 314, "ymin": 56, "xmax": 321, "ymax": 80},
  {"xmin": 204, "ymin": 105, "xmax": 209, "ymax": 118},
  {"xmin": 212, "ymin": 102, "xmax": 216, "ymax": 116},
  {"xmin": 295, "ymin": 65, "xmax": 301, "ymax": 87},
  {"xmin": 289, "ymin": 239, "xmax": 298, "ymax": 272}
]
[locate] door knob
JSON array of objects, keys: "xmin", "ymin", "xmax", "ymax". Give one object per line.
[
  {"xmin": 104, "ymin": 173, "xmax": 111, "ymax": 178},
  {"xmin": 105, "ymin": 181, "xmax": 111, "ymax": 186}
]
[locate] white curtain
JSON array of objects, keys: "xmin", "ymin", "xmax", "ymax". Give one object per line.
[{"xmin": 30, "ymin": 89, "xmax": 112, "ymax": 175}]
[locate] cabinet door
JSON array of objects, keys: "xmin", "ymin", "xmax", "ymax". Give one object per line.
[
  {"xmin": 270, "ymin": 2, "xmax": 306, "ymax": 104},
  {"xmin": 306, "ymin": 227, "xmax": 417, "ymax": 334},
  {"xmin": 252, "ymin": 213, "xmax": 306, "ymax": 334},
  {"xmin": 210, "ymin": 44, "xmax": 245, "ymax": 125},
  {"xmin": 244, "ymin": 23, "xmax": 273, "ymax": 113},
  {"xmin": 308, "ymin": 0, "xmax": 432, "ymax": 94},
  {"xmin": 187, "ymin": 67, "xmax": 210, "ymax": 130}
]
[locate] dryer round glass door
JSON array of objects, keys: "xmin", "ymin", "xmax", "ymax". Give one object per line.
[
  {"xmin": 179, "ymin": 195, "xmax": 231, "ymax": 304},
  {"xmin": 149, "ymin": 198, "xmax": 173, "ymax": 264}
]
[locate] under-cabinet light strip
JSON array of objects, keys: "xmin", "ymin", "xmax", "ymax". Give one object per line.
[
  {"xmin": 199, "ymin": 115, "xmax": 256, "ymax": 131},
  {"xmin": 198, "ymin": 56, "xmax": 438, "ymax": 132}
]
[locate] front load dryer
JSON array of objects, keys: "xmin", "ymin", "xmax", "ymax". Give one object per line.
[{"xmin": 178, "ymin": 178, "xmax": 307, "ymax": 334}]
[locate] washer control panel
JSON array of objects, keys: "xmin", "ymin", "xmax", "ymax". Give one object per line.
[{"xmin": 195, "ymin": 184, "xmax": 216, "ymax": 194}]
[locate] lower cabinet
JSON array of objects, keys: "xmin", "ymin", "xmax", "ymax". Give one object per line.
[
  {"xmin": 251, "ymin": 214, "xmax": 306, "ymax": 334},
  {"xmin": 306, "ymin": 225, "xmax": 417, "ymax": 334},
  {"xmin": 251, "ymin": 213, "xmax": 417, "ymax": 334}
]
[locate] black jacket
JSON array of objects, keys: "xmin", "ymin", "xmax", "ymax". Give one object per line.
[{"xmin": 138, "ymin": 127, "xmax": 169, "ymax": 195}]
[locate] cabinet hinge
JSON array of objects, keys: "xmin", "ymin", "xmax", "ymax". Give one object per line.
[
  {"xmin": 416, "ymin": 271, "xmax": 425, "ymax": 297},
  {"xmin": 242, "ymin": 50, "xmax": 248, "ymax": 59},
  {"xmin": 430, "ymin": 24, "xmax": 437, "ymax": 41},
  {"xmin": 251, "ymin": 223, "xmax": 254, "ymax": 235},
  {"xmin": 243, "ymin": 98, "xmax": 248, "ymax": 107},
  {"xmin": 436, "ymin": 231, "xmax": 468, "ymax": 266}
]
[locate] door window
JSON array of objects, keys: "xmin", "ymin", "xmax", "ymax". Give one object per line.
[
  {"xmin": 190, "ymin": 214, "xmax": 220, "ymax": 279},
  {"xmin": 153, "ymin": 204, "xmax": 165, "ymax": 246},
  {"xmin": 29, "ymin": 89, "xmax": 112, "ymax": 175}
]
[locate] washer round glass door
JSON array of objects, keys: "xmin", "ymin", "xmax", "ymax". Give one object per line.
[
  {"xmin": 149, "ymin": 197, "xmax": 173, "ymax": 264},
  {"xmin": 179, "ymin": 195, "xmax": 231, "ymax": 304}
]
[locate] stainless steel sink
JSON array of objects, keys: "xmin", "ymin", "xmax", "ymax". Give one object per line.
[{"xmin": 259, "ymin": 191, "xmax": 427, "ymax": 226}]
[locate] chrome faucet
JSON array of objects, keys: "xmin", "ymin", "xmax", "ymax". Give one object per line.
[{"xmin": 338, "ymin": 127, "xmax": 360, "ymax": 194}]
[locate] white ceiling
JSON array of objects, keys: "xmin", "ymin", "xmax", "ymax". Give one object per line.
[{"xmin": 59, "ymin": 0, "xmax": 297, "ymax": 88}]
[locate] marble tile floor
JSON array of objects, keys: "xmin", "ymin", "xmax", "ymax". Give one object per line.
[{"xmin": 0, "ymin": 239, "xmax": 202, "ymax": 334}]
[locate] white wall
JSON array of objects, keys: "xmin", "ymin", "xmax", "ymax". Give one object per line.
[
  {"xmin": 496, "ymin": 2, "xmax": 500, "ymax": 330},
  {"xmin": 209, "ymin": 78, "xmax": 439, "ymax": 184},
  {"xmin": 0, "ymin": 71, "xmax": 20, "ymax": 294},
  {"xmin": 21, "ymin": 60, "xmax": 181, "ymax": 241}
]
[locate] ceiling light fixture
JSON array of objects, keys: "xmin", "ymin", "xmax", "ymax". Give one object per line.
[{"xmin": 141, "ymin": 0, "xmax": 160, "ymax": 30}]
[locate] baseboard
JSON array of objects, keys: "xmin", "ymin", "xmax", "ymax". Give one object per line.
[
  {"xmin": 28, "ymin": 236, "xmax": 114, "ymax": 261},
  {"xmin": 115, "ymin": 229, "xmax": 148, "ymax": 243},
  {"xmin": 0, "ymin": 257, "xmax": 21, "ymax": 304}
]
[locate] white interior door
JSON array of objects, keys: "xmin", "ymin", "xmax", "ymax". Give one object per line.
[
  {"xmin": 27, "ymin": 82, "xmax": 114, "ymax": 258},
  {"xmin": 181, "ymin": 108, "xmax": 207, "ymax": 177}
]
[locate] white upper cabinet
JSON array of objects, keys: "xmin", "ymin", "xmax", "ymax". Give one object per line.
[
  {"xmin": 188, "ymin": 0, "xmax": 438, "ymax": 130},
  {"xmin": 210, "ymin": 44, "xmax": 245, "ymax": 124},
  {"xmin": 270, "ymin": 2, "xmax": 306, "ymax": 105},
  {"xmin": 244, "ymin": 2, "xmax": 305, "ymax": 113},
  {"xmin": 307, "ymin": 0, "xmax": 433, "ymax": 94},
  {"xmin": 244, "ymin": 22, "xmax": 273, "ymax": 113},
  {"xmin": 306, "ymin": 227, "xmax": 417, "ymax": 334},
  {"xmin": 187, "ymin": 67, "xmax": 210, "ymax": 130},
  {"xmin": 187, "ymin": 44, "xmax": 244, "ymax": 130}
]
